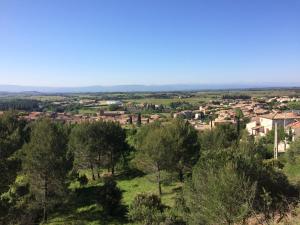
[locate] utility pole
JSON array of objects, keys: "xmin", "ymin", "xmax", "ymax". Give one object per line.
[
  {"xmin": 274, "ymin": 122, "xmax": 278, "ymax": 160},
  {"xmin": 284, "ymin": 111, "xmax": 287, "ymax": 151}
]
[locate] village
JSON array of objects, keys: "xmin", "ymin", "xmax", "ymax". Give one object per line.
[
  {"xmin": 2, "ymin": 1, "xmax": 300, "ymax": 223},
  {"xmin": 4, "ymin": 93, "xmax": 299, "ymax": 154}
]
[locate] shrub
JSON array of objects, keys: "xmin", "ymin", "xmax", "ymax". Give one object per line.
[
  {"xmin": 77, "ymin": 174, "xmax": 88, "ymax": 186},
  {"xmin": 128, "ymin": 193, "xmax": 165, "ymax": 224},
  {"xmin": 183, "ymin": 163, "xmax": 256, "ymax": 225}
]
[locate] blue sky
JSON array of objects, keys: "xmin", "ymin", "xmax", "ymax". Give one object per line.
[{"xmin": 0, "ymin": 0, "xmax": 299, "ymax": 86}]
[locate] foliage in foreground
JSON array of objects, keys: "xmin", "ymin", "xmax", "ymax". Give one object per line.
[
  {"xmin": 0, "ymin": 112, "xmax": 300, "ymax": 225},
  {"xmin": 183, "ymin": 162, "xmax": 256, "ymax": 225}
]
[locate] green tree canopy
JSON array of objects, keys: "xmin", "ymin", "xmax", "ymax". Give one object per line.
[
  {"xmin": 22, "ymin": 118, "xmax": 70, "ymax": 222},
  {"xmin": 134, "ymin": 122, "xmax": 171, "ymax": 195},
  {"xmin": 0, "ymin": 112, "xmax": 28, "ymax": 222},
  {"xmin": 164, "ymin": 118, "xmax": 200, "ymax": 182}
]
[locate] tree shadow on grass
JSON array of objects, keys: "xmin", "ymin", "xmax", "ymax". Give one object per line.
[
  {"xmin": 115, "ymin": 168, "xmax": 145, "ymax": 181},
  {"xmin": 52, "ymin": 185, "xmax": 128, "ymax": 225}
]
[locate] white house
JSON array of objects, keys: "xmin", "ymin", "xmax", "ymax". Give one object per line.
[
  {"xmin": 246, "ymin": 112, "xmax": 300, "ymax": 136},
  {"xmin": 106, "ymin": 100, "xmax": 123, "ymax": 106},
  {"xmin": 287, "ymin": 121, "xmax": 300, "ymax": 141}
]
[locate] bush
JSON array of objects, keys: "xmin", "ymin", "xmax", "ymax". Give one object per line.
[
  {"xmin": 163, "ymin": 208, "xmax": 187, "ymax": 225},
  {"xmin": 128, "ymin": 193, "xmax": 165, "ymax": 224},
  {"xmin": 77, "ymin": 174, "xmax": 88, "ymax": 186},
  {"xmin": 183, "ymin": 163, "xmax": 256, "ymax": 225}
]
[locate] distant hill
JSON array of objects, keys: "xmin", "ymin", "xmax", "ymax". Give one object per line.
[{"xmin": 0, "ymin": 83, "xmax": 299, "ymax": 93}]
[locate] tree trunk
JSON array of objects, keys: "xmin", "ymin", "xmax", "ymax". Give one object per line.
[
  {"xmin": 111, "ymin": 151, "xmax": 115, "ymax": 175},
  {"xmin": 157, "ymin": 165, "xmax": 162, "ymax": 196},
  {"xmin": 178, "ymin": 169, "xmax": 184, "ymax": 183},
  {"xmin": 97, "ymin": 153, "xmax": 101, "ymax": 179},
  {"xmin": 112, "ymin": 165, "xmax": 115, "ymax": 175},
  {"xmin": 43, "ymin": 176, "xmax": 48, "ymax": 223},
  {"xmin": 90, "ymin": 163, "xmax": 95, "ymax": 180}
]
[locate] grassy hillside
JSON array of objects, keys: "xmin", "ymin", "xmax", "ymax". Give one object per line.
[{"xmin": 46, "ymin": 172, "xmax": 181, "ymax": 225}]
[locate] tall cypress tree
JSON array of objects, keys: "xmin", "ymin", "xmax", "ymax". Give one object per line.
[{"xmin": 137, "ymin": 113, "xmax": 142, "ymax": 126}]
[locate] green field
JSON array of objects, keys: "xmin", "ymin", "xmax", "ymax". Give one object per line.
[
  {"xmin": 47, "ymin": 171, "xmax": 180, "ymax": 225},
  {"xmin": 124, "ymin": 97, "xmax": 210, "ymax": 105},
  {"xmin": 1, "ymin": 88, "xmax": 299, "ymax": 108},
  {"xmin": 46, "ymin": 156, "xmax": 300, "ymax": 225},
  {"xmin": 78, "ymin": 108, "xmax": 100, "ymax": 114}
]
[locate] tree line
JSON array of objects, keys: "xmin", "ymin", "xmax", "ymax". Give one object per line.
[
  {"xmin": 0, "ymin": 99, "xmax": 40, "ymax": 111},
  {"xmin": 222, "ymin": 94, "xmax": 251, "ymax": 100}
]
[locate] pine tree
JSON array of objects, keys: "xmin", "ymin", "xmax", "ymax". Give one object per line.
[
  {"xmin": 165, "ymin": 118, "xmax": 200, "ymax": 182},
  {"xmin": 0, "ymin": 112, "xmax": 28, "ymax": 222},
  {"xmin": 134, "ymin": 122, "xmax": 170, "ymax": 195},
  {"xmin": 22, "ymin": 118, "xmax": 70, "ymax": 222},
  {"xmin": 69, "ymin": 122, "xmax": 97, "ymax": 180}
]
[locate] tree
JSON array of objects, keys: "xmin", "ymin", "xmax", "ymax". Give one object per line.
[
  {"xmin": 69, "ymin": 121, "xmax": 127, "ymax": 177},
  {"xmin": 69, "ymin": 122, "xmax": 98, "ymax": 180},
  {"xmin": 134, "ymin": 122, "xmax": 171, "ymax": 195},
  {"xmin": 108, "ymin": 104, "xmax": 120, "ymax": 111},
  {"xmin": 199, "ymin": 124, "xmax": 238, "ymax": 152},
  {"xmin": 0, "ymin": 112, "xmax": 28, "ymax": 193},
  {"xmin": 102, "ymin": 121, "xmax": 127, "ymax": 175},
  {"xmin": 137, "ymin": 113, "xmax": 142, "ymax": 126},
  {"xmin": 22, "ymin": 118, "xmax": 70, "ymax": 222},
  {"xmin": 234, "ymin": 108, "xmax": 244, "ymax": 138},
  {"xmin": 165, "ymin": 118, "xmax": 200, "ymax": 182},
  {"xmin": 183, "ymin": 162, "xmax": 256, "ymax": 225},
  {"xmin": 265, "ymin": 125, "xmax": 286, "ymax": 144},
  {"xmin": 0, "ymin": 112, "xmax": 28, "ymax": 223},
  {"xmin": 128, "ymin": 115, "xmax": 133, "ymax": 125},
  {"xmin": 288, "ymin": 101, "xmax": 300, "ymax": 110}
]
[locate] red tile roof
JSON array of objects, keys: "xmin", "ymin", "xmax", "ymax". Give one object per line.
[
  {"xmin": 287, "ymin": 121, "xmax": 300, "ymax": 129},
  {"xmin": 261, "ymin": 112, "xmax": 300, "ymax": 120}
]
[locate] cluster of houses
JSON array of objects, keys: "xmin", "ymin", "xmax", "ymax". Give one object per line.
[
  {"xmin": 18, "ymin": 110, "xmax": 160, "ymax": 126},
  {"xmin": 174, "ymin": 96, "xmax": 300, "ymax": 153}
]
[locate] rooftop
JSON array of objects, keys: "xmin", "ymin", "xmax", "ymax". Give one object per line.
[
  {"xmin": 260, "ymin": 112, "xmax": 300, "ymax": 120},
  {"xmin": 287, "ymin": 121, "xmax": 300, "ymax": 129}
]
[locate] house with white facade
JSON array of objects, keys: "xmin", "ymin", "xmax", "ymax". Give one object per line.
[
  {"xmin": 287, "ymin": 121, "xmax": 300, "ymax": 141},
  {"xmin": 246, "ymin": 112, "xmax": 300, "ymax": 136}
]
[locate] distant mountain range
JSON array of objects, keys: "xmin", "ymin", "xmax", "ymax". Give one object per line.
[{"xmin": 0, "ymin": 83, "xmax": 299, "ymax": 93}]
